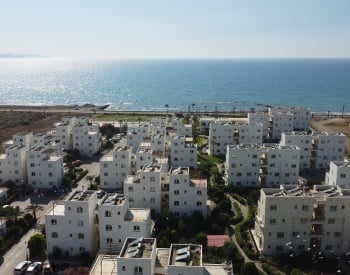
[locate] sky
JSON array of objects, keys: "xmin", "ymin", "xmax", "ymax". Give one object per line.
[{"xmin": 1, "ymin": 0, "xmax": 350, "ymax": 59}]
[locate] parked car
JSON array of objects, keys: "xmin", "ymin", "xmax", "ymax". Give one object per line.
[
  {"xmin": 72, "ymin": 160, "xmax": 83, "ymax": 167},
  {"xmin": 25, "ymin": 262, "xmax": 42, "ymax": 275},
  {"xmin": 14, "ymin": 261, "xmax": 31, "ymax": 275},
  {"xmin": 97, "ymin": 190, "xmax": 106, "ymax": 199}
]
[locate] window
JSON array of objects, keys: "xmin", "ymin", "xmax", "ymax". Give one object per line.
[
  {"xmin": 150, "ymin": 187, "xmax": 156, "ymax": 192},
  {"xmin": 78, "ymin": 233, "xmax": 85, "ymax": 239},
  {"xmin": 150, "ymin": 176, "xmax": 155, "ymax": 182},
  {"xmin": 270, "ymin": 205, "xmax": 277, "ymax": 211},
  {"xmin": 51, "ymin": 219, "xmax": 57, "ymax": 225},
  {"xmin": 174, "ymin": 179, "xmax": 179, "ymax": 184},
  {"xmin": 174, "ymin": 201, "xmax": 179, "ymax": 206},
  {"xmin": 77, "ymin": 220, "xmax": 84, "ymax": 226},
  {"xmin": 105, "ymin": 210, "xmax": 112, "ymax": 217},
  {"xmin": 292, "ymin": 232, "xmax": 299, "ymax": 237},
  {"xmin": 77, "ymin": 207, "xmax": 83, "ymax": 213},
  {"xmin": 269, "ymin": 219, "xmax": 276, "ymax": 225},
  {"xmin": 134, "ymin": 266, "xmax": 143, "ymax": 274},
  {"xmin": 30, "ymin": 163, "xmax": 35, "ymax": 167},
  {"xmin": 133, "ymin": 225, "xmax": 140, "ymax": 232},
  {"xmin": 197, "ymin": 190, "xmax": 202, "ymax": 195},
  {"xmin": 150, "ymin": 198, "xmax": 155, "ymax": 203},
  {"xmin": 174, "ymin": 190, "xmax": 179, "ymax": 195},
  {"xmin": 52, "ymin": 232, "xmax": 58, "ymax": 238},
  {"xmin": 340, "ymin": 174, "xmax": 346, "ymax": 178},
  {"xmin": 330, "ymin": 205, "xmax": 337, "ymax": 212},
  {"xmin": 277, "ymin": 232, "xmax": 284, "ymax": 238},
  {"xmin": 196, "ymin": 201, "xmax": 202, "ymax": 206},
  {"xmin": 300, "ymin": 218, "xmax": 307, "ymax": 224},
  {"xmin": 107, "ymin": 238, "xmax": 113, "ymax": 244},
  {"xmin": 334, "ymin": 232, "xmax": 341, "ymax": 238},
  {"xmin": 328, "ymin": 218, "xmax": 335, "ymax": 224},
  {"xmin": 302, "ymin": 205, "xmax": 309, "ymax": 211}
]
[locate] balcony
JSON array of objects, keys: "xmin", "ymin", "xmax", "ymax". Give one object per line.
[
  {"xmin": 312, "ymin": 204, "xmax": 325, "ymax": 221},
  {"xmin": 310, "ymin": 224, "xmax": 324, "ymax": 236}
]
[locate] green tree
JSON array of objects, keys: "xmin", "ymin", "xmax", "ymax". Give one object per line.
[
  {"xmin": 28, "ymin": 233, "xmax": 46, "ymax": 257},
  {"xmin": 291, "ymin": 269, "xmax": 306, "ymax": 275},
  {"xmin": 240, "ymin": 262, "xmax": 259, "ymax": 275},
  {"xmin": 25, "ymin": 204, "xmax": 44, "ymax": 221}
]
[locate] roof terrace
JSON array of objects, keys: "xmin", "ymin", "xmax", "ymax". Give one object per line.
[
  {"xmin": 119, "ymin": 237, "xmax": 156, "ymax": 259},
  {"xmin": 169, "ymin": 244, "xmax": 202, "ymax": 267}
]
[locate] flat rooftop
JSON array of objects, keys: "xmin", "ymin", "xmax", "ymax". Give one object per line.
[
  {"xmin": 169, "ymin": 244, "xmax": 202, "ymax": 267},
  {"xmin": 119, "ymin": 237, "xmax": 155, "ymax": 259},
  {"xmin": 46, "ymin": 204, "xmax": 65, "ymax": 216},
  {"xmin": 170, "ymin": 167, "xmax": 189, "ymax": 175},
  {"xmin": 126, "ymin": 209, "xmax": 150, "ymax": 222},
  {"xmin": 101, "ymin": 193, "xmax": 127, "ymax": 206},
  {"xmin": 191, "ymin": 178, "xmax": 207, "ymax": 188},
  {"xmin": 263, "ymin": 184, "xmax": 350, "ymax": 198},
  {"xmin": 69, "ymin": 190, "xmax": 94, "ymax": 202}
]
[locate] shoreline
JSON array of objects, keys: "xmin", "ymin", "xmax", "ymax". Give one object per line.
[{"xmin": 1, "ymin": 104, "xmax": 350, "ymax": 118}]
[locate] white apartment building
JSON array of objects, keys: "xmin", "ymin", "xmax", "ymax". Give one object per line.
[
  {"xmin": 150, "ymin": 134, "xmax": 166, "ymax": 156},
  {"xmin": 171, "ymin": 136, "xmax": 197, "ymax": 169},
  {"xmin": 72, "ymin": 121, "xmax": 101, "ymax": 157},
  {"xmin": 169, "ymin": 167, "xmax": 207, "ymax": 217},
  {"xmin": 45, "ymin": 190, "xmax": 98, "ymax": 256},
  {"xmin": 171, "ymin": 117, "xmax": 192, "ymax": 137},
  {"xmin": 26, "ymin": 146, "xmax": 64, "ymax": 189},
  {"xmin": 90, "ymin": 238, "xmax": 232, "ymax": 275},
  {"xmin": 281, "ymin": 131, "xmax": 346, "ymax": 170},
  {"xmin": 2, "ymin": 132, "xmax": 33, "ymax": 150},
  {"xmin": 135, "ymin": 147, "xmax": 154, "ymax": 171},
  {"xmin": 248, "ymin": 113, "xmax": 269, "ymax": 141},
  {"xmin": 199, "ymin": 117, "xmax": 217, "ymax": 135},
  {"xmin": 99, "ymin": 146, "xmax": 132, "ymax": 191},
  {"xmin": 254, "ymin": 184, "xmax": 350, "ymax": 256},
  {"xmin": 326, "ymin": 161, "xmax": 350, "ymax": 188},
  {"xmin": 269, "ymin": 107, "xmax": 311, "ymax": 131},
  {"xmin": 225, "ymin": 144, "xmax": 300, "ymax": 187},
  {"xmin": 124, "ymin": 164, "xmax": 163, "ymax": 214},
  {"xmin": 208, "ymin": 122, "xmax": 234, "ymax": 156},
  {"xmin": 208, "ymin": 122, "xmax": 263, "ymax": 156},
  {"xmin": 269, "ymin": 112, "xmax": 294, "ymax": 141},
  {"xmin": 0, "ymin": 144, "xmax": 28, "ymax": 185},
  {"xmin": 151, "ymin": 117, "xmax": 168, "ymax": 127},
  {"xmin": 280, "ymin": 131, "xmax": 313, "ymax": 169},
  {"xmin": 53, "ymin": 116, "xmax": 76, "ymax": 150},
  {"xmin": 149, "ymin": 125, "xmax": 167, "ymax": 136},
  {"xmin": 238, "ymin": 123, "xmax": 263, "ymax": 145},
  {"xmin": 311, "ymin": 132, "xmax": 346, "ymax": 169},
  {"xmin": 30, "ymin": 133, "xmax": 62, "ymax": 153},
  {"xmin": 127, "ymin": 124, "xmax": 150, "ymax": 153},
  {"xmin": 98, "ymin": 193, "xmax": 152, "ymax": 251}
]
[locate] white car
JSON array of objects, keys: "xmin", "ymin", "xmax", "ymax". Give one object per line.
[
  {"xmin": 14, "ymin": 261, "xmax": 31, "ymax": 275},
  {"xmin": 25, "ymin": 262, "xmax": 42, "ymax": 275}
]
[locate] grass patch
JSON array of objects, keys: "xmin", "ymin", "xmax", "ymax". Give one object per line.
[{"xmin": 96, "ymin": 113, "xmax": 158, "ymax": 122}]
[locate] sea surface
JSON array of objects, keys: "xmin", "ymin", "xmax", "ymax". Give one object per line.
[{"xmin": 0, "ymin": 58, "xmax": 349, "ymax": 113}]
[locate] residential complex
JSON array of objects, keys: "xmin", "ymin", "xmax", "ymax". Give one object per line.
[{"xmin": 225, "ymin": 143, "xmax": 300, "ymax": 187}]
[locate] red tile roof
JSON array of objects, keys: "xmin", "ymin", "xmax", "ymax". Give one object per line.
[{"xmin": 207, "ymin": 235, "xmax": 230, "ymax": 247}]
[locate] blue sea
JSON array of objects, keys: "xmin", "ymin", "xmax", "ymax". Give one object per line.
[{"xmin": 0, "ymin": 58, "xmax": 350, "ymax": 113}]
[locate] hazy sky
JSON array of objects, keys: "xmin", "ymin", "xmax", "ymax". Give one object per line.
[{"xmin": 1, "ymin": 0, "xmax": 350, "ymax": 58}]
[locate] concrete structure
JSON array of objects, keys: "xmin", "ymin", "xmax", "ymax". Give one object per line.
[
  {"xmin": 311, "ymin": 132, "xmax": 346, "ymax": 169},
  {"xmin": 150, "ymin": 134, "xmax": 166, "ymax": 156},
  {"xmin": 171, "ymin": 136, "xmax": 197, "ymax": 169},
  {"xmin": 326, "ymin": 161, "xmax": 350, "ymax": 189},
  {"xmin": 45, "ymin": 190, "xmax": 98, "ymax": 256},
  {"xmin": 127, "ymin": 124, "xmax": 150, "ymax": 153},
  {"xmin": 248, "ymin": 113, "xmax": 269, "ymax": 141},
  {"xmin": 171, "ymin": 117, "xmax": 192, "ymax": 137},
  {"xmin": 254, "ymin": 184, "xmax": 350, "ymax": 256},
  {"xmin": 98, "ymin": 194, "xmax": 152, "ymax": 251},
  {"xmin": 90, "ymin": 238, "xmax": 232, "ymax": 275},
  {"xmin": 281, "ymin": 131, "xmax": 346, "ymax": 170},
  {"xmin": 225, "ymin": 143, "xmax": 300, "ymax": 187},
  {"xmin": 100, "ymin": 146, "xmax": 132, "ymax": 190},
  {"xmin": 124, "ymin": 164, "xmax": 163, "ymax": 214},
  {"xmin": 135, "ymin": 147, "xmax": 154, "ymax": 171},
  {"xmin": 0, "ymin": 144, "xmax": 28, "ymax": 185},
  {"xmin": 26, "ymin": 146, "xmax": 64, "ymax": 189},
  {"xmin": 208, "ymin": 122, "xmax": 263, "ymax": 156},
  {"xmin": 168, "ymin": 167, "xmax": 207, "ymax": 217},
  {"xmin": 269, "ymin": 107, "xmax": 311, "ymax": 131},
  {"xmin": 72, "ymin": 119, "xmax": 101, "ymax": 157},
  {"xmin": 53, "ymin": 116, "xmax": 76, "ymax": 150}
]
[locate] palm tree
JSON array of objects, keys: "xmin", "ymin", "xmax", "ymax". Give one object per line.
[
  {"xmin": 25, "ymin": 204, "xmax": 44, "ymax": 221},
  {"xmin": 165, "ymin": 104, "xmax": 169, "ymax": 115}
]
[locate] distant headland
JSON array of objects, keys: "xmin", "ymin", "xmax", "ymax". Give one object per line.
[{"xmin": 0, "ymin": 53, "xmax": 49, "ymax": 58}]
